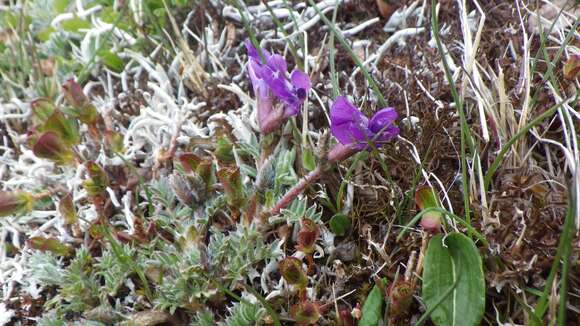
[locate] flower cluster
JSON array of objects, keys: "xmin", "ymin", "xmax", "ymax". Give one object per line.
[
  {"xmin": 246, "ymin": 40, "xmax": 311, "ymax": 134},
  {"xmin": 246, "ymin": 42, "xmax": 400, "ymax": 159}
]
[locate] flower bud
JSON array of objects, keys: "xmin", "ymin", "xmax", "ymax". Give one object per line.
[
  {"xmin": 62, "ymin": 79, "xmax": 99, "ymax": 124},
  {"xmin": 169, "ymin": 173, "xmax": 195, "ymax": 207},
  {"xmin": 32, "ymin": 131, "xmax": 75, "ymax": 165},
  {"xmin": 0, "ymin": 191, "xmax": 35, "ymax": 217},
  {"xmin": 296, "ymin": 219, "xmax": 319, "ymax": 255},
  {"xmin": 291, "ymin": 301, "xmax": 321, "ymax": 326},
  {"xmin": 415, "ymin": 186, "xmax": 442, "ymax": 233},
  {"xmin": 177, "ymin": 153, "xmax": 201, "ymax": 173},
  {"xmin": 279, "ymin": 257, "xmax": 308, "ymax": 289},
  {"xmin": 177, "ymin": 153, "xmax": 215, "ymax": 190}
]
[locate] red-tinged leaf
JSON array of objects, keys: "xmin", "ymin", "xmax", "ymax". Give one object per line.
[
  {"xmin": 296, "ymin": 219, "xmax": 319, "ymax": 254},
  {"xmin": 563, "ymin": 54, "xmax": 580, "ymax": 79},
  {"xmin": 291, "ymin": 301, "xmax": 321, "ymax": 326},
  {"xmin": 27, "ymin": 236, "xmax": 73, "ymax": 256},
  {"xmin": 42, "ymin": 110, "xmax": 80, "ymax": 145},
  {"xmin": 58, "ymin": 192, "xmax": 77, "ymax": 225},
  {"xmin": 30, "ymin": 98, "xmax": 56, "ymax": 125},
  {"xmin": 104, "ymin": 130, "xmax": 124, "ymax": 153},
  {"xmin": 216, "ymin": 166, "xmax": 245, "ymax": 207},
  {"xmin": 61, "ymin": 79, "xmax": 99, "ymax": 124},
  {"xmin": 279, "ymin": 257, "xmax": 308, "ymax": 289},
  {"xmin": 32, "ymin": 131, "xmax": 75, "ymax": 165},
  {"xmin": 0, "ymin": 191, "xmax": 35, "ymax": 217},
  {"xmin": 177, "ymin": 152, "xmax": 202, "ymax": 173}
]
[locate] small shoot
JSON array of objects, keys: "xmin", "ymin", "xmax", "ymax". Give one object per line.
[{"xmin": 415, "ymin": 186, "xmax": 443, "ymax": 233}]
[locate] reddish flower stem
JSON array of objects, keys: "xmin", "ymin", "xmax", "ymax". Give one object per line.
[
  {"xmin": 269, "ymin": 166, "xmax": 322, "ymax": 215},
  {"xmin": 268, "ymin": 143, "xmax": 359, "ymax": 216}
]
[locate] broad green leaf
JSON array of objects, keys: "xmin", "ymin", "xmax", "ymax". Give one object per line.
[
  {"xmin": 97, "ymin": 49, "xmax": 124, "ymax": 73},
  {"xmin": 37, "ymin": 26, "xmax": 55, "ymax": 42},
  {"xmin": 53, "ymin": 0, "xmax": 70, "ymax": 13},
  {"xmin": 60, "ymin": 17, "xmax": 91, "ymax": 33},
  {"xmin": 301, "ymin": 148, "xmax": 316, "ymax": 171},
  {"xmin": 422, "ymin": 233, "xmax": 485, "ymax": 326},
  {"xmin": 359, "ymin": 278, "xmax": 387, "ymax": 326},
  {"xmin": 329, "ymin": 213, "xmax": 349, "ymax": 236}
]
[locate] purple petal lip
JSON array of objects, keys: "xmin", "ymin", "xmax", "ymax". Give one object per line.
[{"xmin": 330, "ymin": 96, "xmax": 399, "ymax": 150}]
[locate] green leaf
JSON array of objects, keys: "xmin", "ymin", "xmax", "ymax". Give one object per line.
[
  {"xmin": 329, "ymin": 213, "xmax": 349, "ymax": 236},
  {"xmin": 97, "ymin": 49, "xmax": 124, "ymax": 72},
  {"xmin": 27, "ymin": 236, "xmax": 73, "ymax": 256},
  {"xmin": 60, "ymin": 17, "xmax": 91, "ymax": 33},
  {"xmin": 53, "ymin": 0, "xmax": 70, "ymax": 13},
  {"xmin": 422, "ymin": 233, "xmax": 485, "ymax": 326},
  {"xmin": 359, "ymin": 278, "xmax": 387, "ymax": 326},
  {"xmin": 37, "ymin": 26, "xmax": 55, "ymax": 42},
  {"xmin": 301, "ymin": 148, "xmax": 316, "ymax": 171}
]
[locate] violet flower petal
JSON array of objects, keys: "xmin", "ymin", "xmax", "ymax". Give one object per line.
[
  {"xmin": 369, "ymin": 107, "xmax": 398, "ymax": 134},
  {"xmin": 330, "ymin": 97, "xmax": 399, "ymax": 150},
  {"xmin": 331, "ymin": 122, "xmax": 371, "ymax": 149},
  {"xmin": 330, "ymin": 96, "xmax": 367, "ymax": 125},
  {"xmin": 330, "ymin": 97, "xmax": 371, "ymax": 147},
  {"xmin": 290, "ymin": 70, "xmax": 311, "ymax": 95}
]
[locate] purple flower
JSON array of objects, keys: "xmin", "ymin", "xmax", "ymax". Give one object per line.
[
  {"xmin": 328, "ymin": 96, "xmax": 399, "ymax": 161},
  {"xmin": 246, "ymin": 40, "xmax": 310, "ymax": 134}
]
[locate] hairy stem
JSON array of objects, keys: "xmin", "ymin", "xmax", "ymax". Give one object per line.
[{"xmin": 270, "ymin": 166, "xmax": 322, "ymax": 215}]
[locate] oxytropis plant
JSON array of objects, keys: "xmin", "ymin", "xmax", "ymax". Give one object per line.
[{"xmin": 1, "ymin": 39, "xmax": 400, "ymax": 325}]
